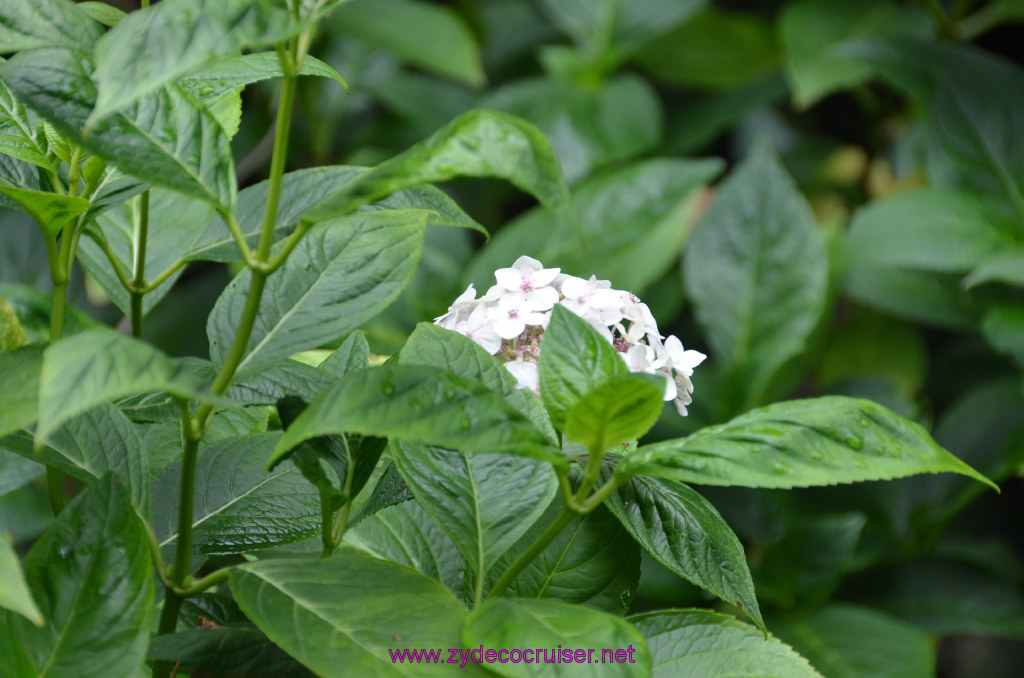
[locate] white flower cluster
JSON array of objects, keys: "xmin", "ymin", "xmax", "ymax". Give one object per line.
[{"xmin": 435, "ymin": 256, "xmax": 707, "ymax": 416}]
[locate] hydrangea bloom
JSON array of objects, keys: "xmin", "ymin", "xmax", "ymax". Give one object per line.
[{"xmin": 434, "ymin": 256, "xmax": 706, "ymax": 415}]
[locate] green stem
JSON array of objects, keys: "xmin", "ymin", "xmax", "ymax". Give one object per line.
[
  {"xmin": 44, "ymin": 220, "xmax": 76, "ymax": 515},
  {"xmin": 573, "ymin": 452, "xmax": 604, "ymax": 505},
  {"xmin": 913, "ymin": 0, "xmax": 957, "ymax": 38},
  {"xmin": 222, "ymin": 210, "xmax": 254, "ymax": 265},
  {"xmin": 169, "ymin": 402, "xmax": 201, "ymax": 590},
  {"xmin": 66, "ymin": 148, "xmax": 82, "ymax": 198},
  {"xmin": 174, "ymin": 566, "xmax": 232, "ymax": 596},
  {"xmin": 257, "ymin": 48, "xmax": 298, "ymax": 262},
  {"xmin": 92, "ymin": 232, "xmax": 135, "ymax": 290},
  {"xmin": 578, "ymin": 473, "xmax": 624, "ymax": 513},
  {"xmin": 261, "ymin": 220, "xmax": 310, "ymax": 273},
  {"xmin": 488, "ymin": 509, "xmax": 576, "ymax": 600},
  {"xmin": 142, "ymin": 258, "xmax": 188, "ymax": 294},
  {"xmin": 130, "ymin": 191, "xmax": 150, "ymax": 337},
  {"xmin": 556, "ymin": 467, "xmax": 583, "ymax": 513},
  {"xmin": 154, "ymin": 48, "xmax": 303, "ymax": 658},
  {"xmin": 45, "ymin": 467, "xmax": 65, "ymax": 516},
  {"xmin": 957, "ymin": 2, "xmax": 1011, "ymax": 40},
  {"xmin": 331, "ymin": 435, "xmax": 356, "ymax": 544},
  {"xmin": 152, "ymin": 593, "xmax": 184, "ymax": 677},
  {"xmin": 319, "ymin": 488, "xmax": 335, "ymax": 558}
]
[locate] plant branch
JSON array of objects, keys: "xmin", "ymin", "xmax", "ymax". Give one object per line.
[
  {"xmin": 155, "ymin": 45, "xmax": 304, "ymax": 655},
  {"xmin": 222, "ymin": 210, "xmax": 255, "ymax": 266},
  {"xmin": 142, "ymin": 257, "xmax": 189, "ymax": 293},
  {"xmin": 91, "ymin": 230, "xmax": 135, "ymax": 291},
  {"xmin": 319, "ymin": 488, "xmax": 335, "ymax": 558},
  {"xmin": 260, "ymin": 220, "xmax": 311, "ymax": 273},
  {"xmin": 488, "ymin": 509, "xmax": 576, "ymax": 601},
  {"xmin": 169, "ymin": 399, "xmax": 201, "ymax": 590},
  {"xmin": 174, "ymin": 566, "xmax": 232, "ymax": 596},
  {"xmin": 330, "ymin": 435, "xmax": 357, "ymax": 547},
  {"xmin": 912, "ymin": 0, "xmax": 957, "ymax": 38},
  {"xmin": 130, "ymin": 190, "xmax": 150, "ymax": 337},
  {"xmin": 578, "ymin": 473, "xmax": 624, "ymax": 513}
]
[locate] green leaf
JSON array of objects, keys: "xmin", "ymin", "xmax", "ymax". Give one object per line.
[
  {"xmin": 779, "ymin": 0, "xmax": 933, "ymax": 107},
  {"xmin": 0, "ymin": 182, "xmax": 90, "ymax": 238},
  {"xmin": 77, "ymin": 1, "xmax": 126, "ymax": 28},
  {"xmin": 153, "ymin": 433, "xmax": 320, "ymax": 556},
  {"xmin": 683, "ymin": 143, "xmax": 827, "ymax": 412},
  {"xmin": 147, "ymin": 627, "xmax": 315, "ymax": 678},
  {"xmin": 0, "ymin": 283, "xmax": 101, "ymax": 345},
  {"xmin": 755, "ymin": 513, "xmax": 865, "ymax": 609},
  {"xmin": 617, "ymin": 396, "xmax": 997, "ymax": 490},
  {"xmin": 230, "ymin": 553, "xmax": 475, "ymax": 678},
  {"xmin": 0, "ymin": 0, "xmax": 101, "ymax": 52},
  {"xmin": 481, "ymin": 75, "xmax": 663, "ymax": 183},
  {"xmin": 90, "ymin": 0, "xmax": 295, "ymax": 123},
  {"xmin": 490, "ymin": 498, "xmax": 641, "ymax": 615},
  {"xmin": 188, "ymin": 166, "xmax": 484, "ymax": 263},
  {"xmin": 843, "ymin": 189, "xmax": 1016, "ymax": 275},
  {"xmin": 630, "ymin": 609, "xmax": 822, "ymax": 678},
  {"xmin": 635, "ymin": 8, "xmax": 777, "ymax": 89},
  {"xmin": 817, "ymin": 311, "xmax": 928, "ymax": 398},
  {"xmin": 399, "ymin": 323, "xmax": 556, "ymax": 444},
  {"xmin": 843, "ymin": 267, "xmax": 978, "ymax": 329},
  {"xmin": 269, "ymin": 363, "xmax": 562, "ymax": 469},
  {"xmin": 665, "ymin": 74, "xmax": 788, "ymax": 154},
  {"xmin": 3, "ymin": 404, "xmax": 150, "ymax": 516},
  {"xmin": 276, "ymin": 396, "xmax": 386, "ymax": 511},
  {"xmin": 964, "ymin": 249, "xmax": 1024, "ymax": 289},
  {"xmin": 208, "ymin": 209, "xmax": 428, "ymax": 374},
  {"xmin": 927, "ymin": 57, "xmax": 1024, "ymax": 223},
  {"xmin": 35, "ymin": 328, "xmax": 222, "ymax": 444},
  {"xmin": 344, "ymin": 499, "xmax": 467, "ymax": 601},
  {"xmin": 565, "ymin": 374, "xmax": 665, "ymax": 455},
  {"xmin": 0, "ymin": 477, "xmax": 154, "ymax": 678},
  {"xmin": 605, "ymin": 471, "xmax": 763, "ymax": 630},
  {"xmin": 535, "ymin": 0, "xmax": 706, "ymax": 57},
  {"xmin": 77, "ymin": 189, "xmax": 217, "ymax": 315},
  {"xmin": 981, "ymin": 304, "xmax": 1024, "ymax": 369},
  {"xmin": 350, "ymin": 461, "xmax": 414, "ymax": 527},
  {"xmin": 0, "ymin": 449, "xmax": 43, "ymax": 496},
  {"xmin": 391, "ymin": 440, "xmax": 557, "ymax": 596},
  {"xmin": 464, "ymin": 598, "xmax": 650, "ymax": 678},
  {"xmin": 227, "ymin": 359, "xmax": 332, "ymax": 405},
  {"xmin": 181, "ymin": 52, "xmax": 348, "ymax": 100},
  {"xmin": 466, "ymin": 158, "xmax": 723, "ymax": 293},
  {"xmin": 0, "ymin": 297, "xmax": 27, "ymax": 350},
  {"xmin": 771, "ymin": 604, "xmax": 935, "ymax": 678},
  {"xmin": 319, "ymin": 330, "xmax": 370, "ymax": 378},
  {"xmin": 300, "ymin": 109, "xmax": 573, "ymax": 234},
  {"xmin": 82, "ymin": 166, "xmax": 148, "ymax": 222},
  {"xmin": 0, "ymin": 533, "xmax": 42, "ymax": 626},
  {"xmin": 851, "ymin": 559, "xmax": 1024, "ymax": 639},
  {"xmin": 1, "ymin": 48, "xmax": 237, "ymax": 210},
  {"xmin": 0, "ymin": 345, "xmax": 42, "ymax": 438},
  {"xmin": 539, "ymin": 304, "xmax": 628, "ymax": 430},
  {"xmin": 331, "ymin": 0, "xmax": 484, "ymax": 88},
  {"xmin": 0, "ymin": 489, "xmax": 52, "ymax": 550},
  {"xmin": 0, "ymin": 73, "xmax": 53, "ymax": 171}
]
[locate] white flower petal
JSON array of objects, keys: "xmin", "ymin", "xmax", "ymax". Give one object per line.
[
  {"xmin": 505, "ymin": 360, "xmax": 539, "ymax": 392},
  {"xmin": 494, "ymin": 268, "xmax": 523, "ymax": 291},
  {"xmin": 528, "ymin": 286, "xmax": 560, "ymax": 311},
  {"xmin": 559, "ymin": 276, "xmax": 588, "ymax": 298},
  {"xmin": 512, "ymin": 255, "xmax": 544, "ymax": 272},
  {"xmin": 493, "ymin": 317, "xmax": 525, "ymax": 339},
  {"xmin": 530, "ymin": 267, "xmax": 561, "ymax": 288}
]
